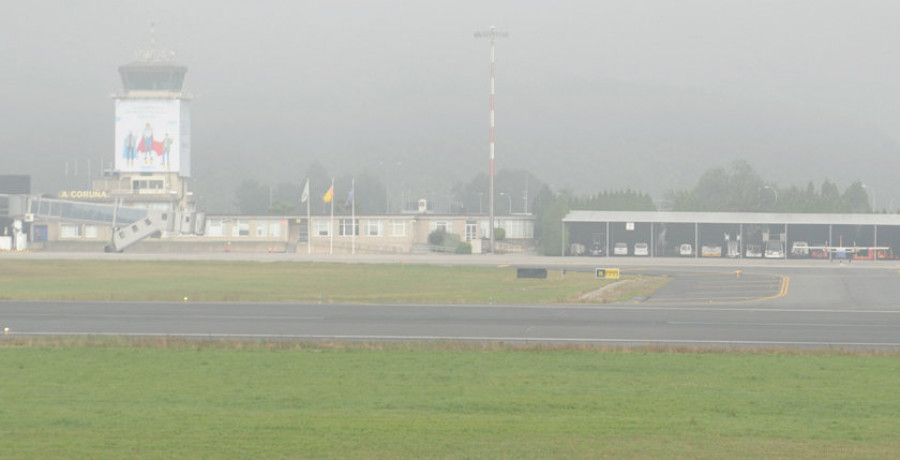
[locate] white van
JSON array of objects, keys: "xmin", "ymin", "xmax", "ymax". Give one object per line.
[
  {"xmin": 613, "ymin": 242, "xmax": 628, "ymax": 256},
  {"xmin": 679, "ymin": 243, "xmax": 693, "ymax": 256},
  {"xmin": 790, "ymin": 241, "xmax": 809, "ymax": 258},
  {"xmin": 765, "ymin": 241, "xmax": 785, "ymax": 259},
  {"xmin": 634, "ymin": 242, "xmax": 649, "ymax": 256},
  {"xmin": 745, "ymin": 244, "xmax": 762, "ymax": 258}
]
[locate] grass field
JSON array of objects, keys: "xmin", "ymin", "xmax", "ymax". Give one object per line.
[
  {"xmin": 1, "ymin": 259, "xmax": 897, "ymax": 458},
  {"xmin": 0, "ymin": 338, "xmax": 898, "ymax": 459},
  {"xmin": 0, "ymin": 259, "xmax": 664, "ymax": 304}
]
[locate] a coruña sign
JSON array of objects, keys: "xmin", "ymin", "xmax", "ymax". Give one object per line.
[{"xmin": 58, "ymin": 190, "xmax": 109, "ymax": 200}]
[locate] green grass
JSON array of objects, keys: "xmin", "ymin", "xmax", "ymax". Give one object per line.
[
  {"xmin": 1, "ymin": 260, "xmax": 894, "ymax": 458},
  {"xmin": 0, "ymin": 260, "xmax": 662, "ymax": 304},
  {"xmin": 0, "ymin": 338, "xmax": 898, "ymax": 459}
]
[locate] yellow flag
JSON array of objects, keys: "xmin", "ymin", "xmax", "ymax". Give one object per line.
[{"xmin": 322, "ymin": 184, "xmax": 334, "ymax": 203}]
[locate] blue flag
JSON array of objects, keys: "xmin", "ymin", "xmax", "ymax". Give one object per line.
[{"xmin": 344, "ymin": 180, "xmax": 355, "ymax": 208}]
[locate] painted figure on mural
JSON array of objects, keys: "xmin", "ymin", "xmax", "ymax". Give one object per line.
[
  {"xmin": 141, "ymin": 123, "xmax": 154, "ymax": 165},
  {"xmin": 162, "ymin": 133, "xmax": 173, "ymax": 169},
  {"xmin": 123, "ymin": 130, "xmax": 136, "ymax": 167}
]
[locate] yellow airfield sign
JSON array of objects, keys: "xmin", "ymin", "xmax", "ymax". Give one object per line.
[{"xmin": 595, "ymin": 268, "xmax": 620, "ymax": 279}]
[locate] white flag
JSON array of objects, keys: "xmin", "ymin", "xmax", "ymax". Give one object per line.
[{"xmin": 300, "ymin": 178, "xmax": 310, "ymax": 203}]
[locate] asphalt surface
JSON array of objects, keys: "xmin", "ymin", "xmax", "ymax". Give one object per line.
[{"xmin": 2, "ymin": 253, "xmax": 900, "ymax": 349}]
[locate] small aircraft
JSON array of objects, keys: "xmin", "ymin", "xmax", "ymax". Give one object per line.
[{"xmin": 806, "ymin": 237, "xmax": 892, "ymax": 261}]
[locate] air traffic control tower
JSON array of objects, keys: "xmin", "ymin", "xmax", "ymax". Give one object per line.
[
  {"xmin": 90, "ymin": 31, "xmax": 194, "ymax": 213},
  {"xmin": 0, "ymin": 29, "xmax": 203, "ymax": 252}
]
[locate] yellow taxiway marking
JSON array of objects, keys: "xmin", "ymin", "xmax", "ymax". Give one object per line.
[
  {"xmin": 697, "ymin": 275, "xmax": 790, "ymax": 304},
  {"xmin": 754, "ymin": 275, "xmax": 790, "ymax": 302}
]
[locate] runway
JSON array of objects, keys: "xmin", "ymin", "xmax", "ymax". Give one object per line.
[
  {"xmin": 2, "ymin": 263, "xmax": 900, "ymax": 349},
  {"xmin": 2, "ymin": 253, "xmax": 900, "ymax": 349},
  {"xmin": 3, "ymin": 301, "xmax": 900, "ymax": 348}
]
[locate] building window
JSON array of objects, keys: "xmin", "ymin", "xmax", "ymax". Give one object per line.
[
  {"xmin": 206, "ymin": 219, "xmax": 224, "ymax": 237},
  {"xmin": 498, "ymin": 220, "xmax": 515, "ymax": 239},
  {"xmin": 61, "ymin": 224, "xmax": 81, "ymax": 238},
  {"xmin": 365, "ymin": 220, "xmax": 383, "ymax": 237},
  {"xmin": 254, "ymin": 220, "xmax": 281, "ymax": 237},
  {"xmin": 492, "ymin": 219, "xmax": 533, "ymax": 239},
  {"xmin": 391, "ymin": 220, "xmax": 407, "ymax": 237},
  {"xmin": 480, "ymin": 220, "xmax": 491, "ymax": 238},
  {"xmin": 232, "ymin": 220, "xmax": 249, "ymax": 237},
  {"xmin": 431, "ymin": 221, "xmax": 452, "ymax": 233},
  {"xmin": 339, "ymin": 219, "xmax": 358, "ymax": 236},
  {"xmin": 314, "ymin": 220, "xmax": 331, "ymax": 237},
  {"xmin": 132, "ymin": 179, "xmax": 165, "ymax": 192},
  {"xmin": 501, "ymin": 220, "xmax": 531, "ymax": 239},
  {"xmin": 84, "ymin": 225, "xmax": 99, "ymax": 239},
  {"xmin": 269, "ymin": 221, "xmax": 282, "ymax": 237},
  {"xmin": 522, "ymin": 220, "xmax": 534, "ymax": 239}
]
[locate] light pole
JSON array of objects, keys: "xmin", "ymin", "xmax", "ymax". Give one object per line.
[
  {"xmin": 380, "ymin": 160, "xmax": 402, "ymax": 214},
  {"xmin": 761, "ymin": 185, "xmax": 778, "ymax": 209},
  {"xmin": 863, "ymin": 184, "xmax": 876, "ymax": 212},
  {"xmin": 499, "ymin": 192, "xmax": 512, "ymax": 214},
  {"xmin": 523, "ymin": 177, "xmax": 528, "ymax": 214},
  {"xmin": 475, "ymin": 25, "xmax": 508, "ymax": 253}
]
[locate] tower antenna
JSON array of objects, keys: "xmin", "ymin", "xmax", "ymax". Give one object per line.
[{"xmin": 135, "ymin": 22, "xmax": 175, "ymax": 62}]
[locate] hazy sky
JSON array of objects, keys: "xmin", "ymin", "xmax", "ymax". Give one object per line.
[{"xmin": 4, "ymin": 1, "xmax": 900, "ymax": 211}]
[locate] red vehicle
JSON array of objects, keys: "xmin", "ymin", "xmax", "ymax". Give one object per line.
[{"xmin": 852, "ymin": 248, "xmax": 896, "ymax": 260}]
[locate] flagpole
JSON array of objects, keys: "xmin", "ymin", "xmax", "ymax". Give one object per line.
[
  {"xmin": 306, "ymin": 181, "xmax": 311, "ymax": 255},
  {"xmin": 351, "ymin": 178, "xmax": 356, "ymax": 255},
  {"xmin": 329, "ymin": 178, "xmax": 334, "ymax": 255},
  {"xmin": 301, "ymin": 178, "xmax": 312, "ymax": 255}
]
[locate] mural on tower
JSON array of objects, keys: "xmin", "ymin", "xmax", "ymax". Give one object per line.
[{"xmin": 114, "ymin": 99, "xmax": 191, "ymax": 176}]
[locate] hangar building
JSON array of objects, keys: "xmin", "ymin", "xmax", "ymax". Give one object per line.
[{"xmin": 563, "ymin": 210, "xmax": 900, "ymax": 260}]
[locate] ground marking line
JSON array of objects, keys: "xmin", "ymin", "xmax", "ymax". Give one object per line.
[
  {"xmin": 0, "ymin": 313, "xmax": 326, "ymax": 321},
  {"xmin": 9, "ymin": 331, "xmax": 900, "ymax": 347},
  {"xmin": 668, "ymin": 321, "xmax": 899, "ymax": 328}
]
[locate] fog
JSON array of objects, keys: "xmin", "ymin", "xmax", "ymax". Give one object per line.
[{"xmin": 4, "ymin": 1, "xmax": 900, "ymax": 212}]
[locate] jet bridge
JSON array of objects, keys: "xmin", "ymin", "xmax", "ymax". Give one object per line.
[{"xmin": 0, "ymin": 194, "xmax": 204, "ymax": 252}]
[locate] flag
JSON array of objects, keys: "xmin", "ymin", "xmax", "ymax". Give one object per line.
[
  {"xmin": 300, "ymin": 178, "xmax": 310, "ymax": 203},
  {"xmin": 323, "ymin": 184, "xmax": 334, "ymax": 203},
  {"xmin": 344, "ymin": 180, "xmax": 355, "ymax": 208}
]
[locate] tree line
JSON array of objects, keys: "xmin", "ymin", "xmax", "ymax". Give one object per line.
[
  {"xmin": 232, "ymin": 159, "xmax": 877, "ymax": 256},
  {"xmin": 533, "ymin": 160, "xmax": 876, "ymax": 255}
]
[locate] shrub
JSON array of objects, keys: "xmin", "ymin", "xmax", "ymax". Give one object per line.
[
  {"xmin": 428, "ymin": 229, "xmax": 461, "ymax": 252},
  {"xmin": 428, "ymin": 229, "xmax": 447, "ymax": 245},
  {"xmin": 455, "ymin": 242, "xmax": 472, "ymax": 254},
  {"xmin": 494, "ymin": 227, "xmax": 506, "ymax": 241}
]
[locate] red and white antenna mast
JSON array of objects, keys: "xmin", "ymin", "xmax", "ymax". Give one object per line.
[
  {"xmin": 475, "ymin": 25, "xmax": 508, "ymax": 254},
  {"xmin": 135, "ymin": 22, "xmax": 175, "ymax": 63}
]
